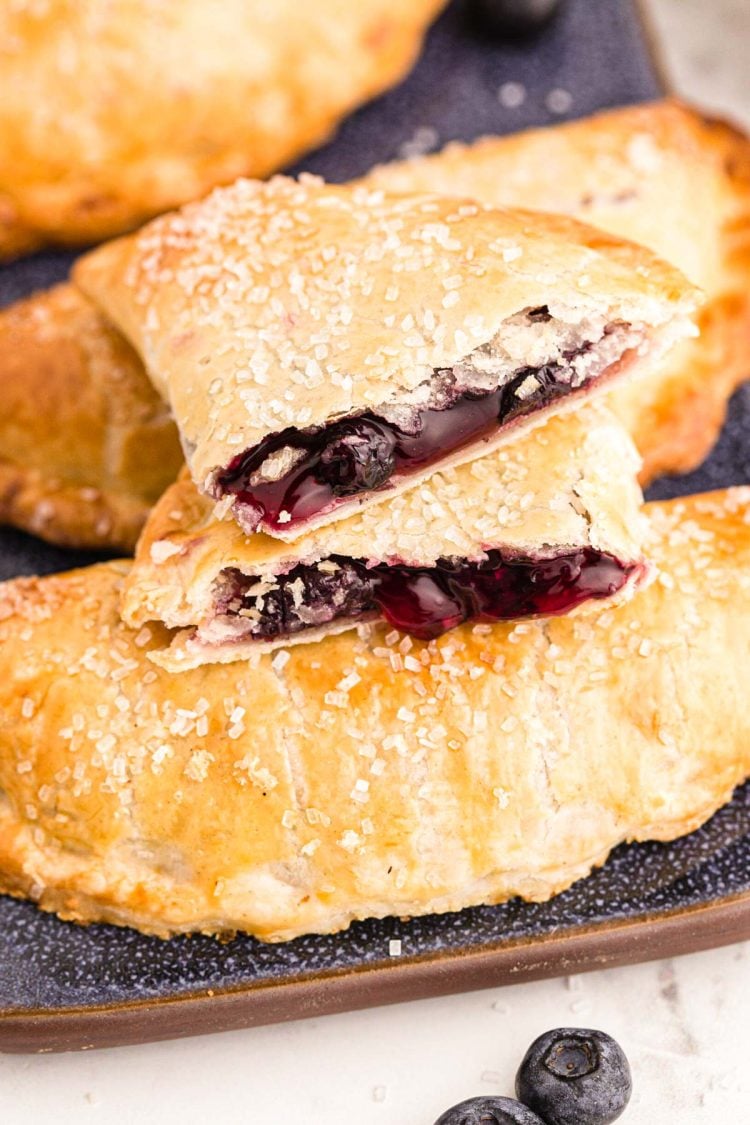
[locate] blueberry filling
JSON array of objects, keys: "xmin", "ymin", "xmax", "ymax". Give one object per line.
[
  {"xmin": 213, "ymin": 312, "xmax": 637, "ymax": 533},
  {"xmin": 216, "ymin": 364, "xmax": 577, "ymax": 533},
  {"xmin": 211, "ymin": 549, "xmax": 637, "ymax": 645}
]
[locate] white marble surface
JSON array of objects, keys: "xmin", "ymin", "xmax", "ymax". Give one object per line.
[
  {"xmin": 647, "ymin": 0, "xmax": 750, "ymax": 127},
  {"xmin": 2, "ymin": 3, "xmax": 750, "ymax": 1122},
  {"xmin": 0, "ymin": 943, "xmax": 748, "ymax": 1122}
]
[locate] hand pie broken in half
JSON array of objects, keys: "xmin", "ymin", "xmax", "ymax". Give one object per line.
[
  {"xmin": 74, "ymin": 176, "xmax": 699, "ymax": 539},
  {"xmin": 122, "ymin": 405, "xmax": 647, "ymax": 669}
]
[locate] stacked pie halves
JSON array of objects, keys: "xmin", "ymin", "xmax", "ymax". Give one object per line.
[
  {"xmin": 2, "ymin": 173, "xmax": 750, "ymax": 943},
  {"xmin": 73, "ymin": 176, "xmax": 695, "ymax": 666}
]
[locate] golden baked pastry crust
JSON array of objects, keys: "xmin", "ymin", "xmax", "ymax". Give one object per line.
[
  {"xmin": 364, "ymin": 99, "xmax": 750, "ymax": 480},
  {"xmin": 0, "ymin": 0, "xmax": 445, "ymax": 258},
  {"xmin": 74, "ymin": 176, "xmax": 697, "ymax": 536},
  {"xmin": 0, "ymin": 284, "xmax": 182, "ymax": 551},
  {"xmin": 0, "ymin": 488, "xmax": 747, "ymax": 942},
  {"xmin": 122, "ymin": 404, "xmax": 646, "ymax": 667}
]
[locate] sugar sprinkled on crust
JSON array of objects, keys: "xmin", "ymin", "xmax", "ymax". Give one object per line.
[{"xmin": 74, "ymin": 174, "xmax": 700, "ymax": 498}]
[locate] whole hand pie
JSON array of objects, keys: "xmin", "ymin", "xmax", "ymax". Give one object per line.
[
  {"xmin": 122, "ymin": 405, "xmax": 647, "ymax": 668},
  {"xmin": 0, "ymin": 489, "xmax": 747, "ymax": 942},
  {"xmin": 74, "ymin": 176, "xmax": 698, "ymax": 538},
  {"xmin": 0, "ymin": 0, "xmax": 445, "ymax": 258}
]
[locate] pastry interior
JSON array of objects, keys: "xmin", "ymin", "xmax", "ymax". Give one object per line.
[{"xmin": 213, "ymin": 305, "xmax": 646, "ymax": 534}]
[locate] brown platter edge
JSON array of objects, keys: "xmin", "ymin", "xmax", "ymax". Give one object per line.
[{"xmin": 2, "ymin": 889, "xmax": 748, "ymax": 1054}]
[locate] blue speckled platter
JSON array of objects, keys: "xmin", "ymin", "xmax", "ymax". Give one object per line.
[{"xmin": 2, "ymin": 0, "xmax": 750, "ymax": 1054}]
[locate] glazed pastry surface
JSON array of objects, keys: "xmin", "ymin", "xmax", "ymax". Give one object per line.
[
  {"xmin": 0, "ymin": 0, "xmax": 445, "ymax": 257},
  {"xmin": 122, "ymin": 404, "xmax": 646, "ymax": 667},
  {"xmin": 0, "ymin": 284, "xmax": 182, "ymax": 550},
  {"xmin": 74, "ymin": 175, "xmax": 697, "ymax": 537},
  {"xmin": 0, "ymin": 489, "xmax": 747, "ymax": 942}
]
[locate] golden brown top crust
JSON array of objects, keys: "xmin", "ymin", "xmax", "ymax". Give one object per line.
[
  {"xmin": 122, "ymin": 404, "xmax": 645, "ymax": 650},
  {"xmin": 75, "ymin": 175, "xmax": 698, "ymax": 490},
  {"xmin": 0, "ymin": 0, "xmax": 445, "ymax": 257},
  {"xmin": 365, "ymin": 100, "xmax": 731, "ymax": 292},
  {"xmin": 364, "ymin": 98, "xmax": 750, "ymax": 478},
  {"xmin": 0, "ymin": 488, "xmax": 748, "ymax": 940},
  {"xmin": 0, "ymin": 284, "xmax": 183, "ymax": 550}
]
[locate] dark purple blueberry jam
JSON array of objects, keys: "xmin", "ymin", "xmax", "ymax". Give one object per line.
[
  {"xmin": 216, "ymin": 360, "xmax": 577, "ymax": 533},
  {"xmin": 220, "ymin": 549, "xmax": 637, "ymax": 644},
  {"xmin": 217, "ymin": 562, "xmax": 374, "ymax": 640},
  {"xmin": 371, "ymin": 550, "xmax": 635, "ymax": 639}
]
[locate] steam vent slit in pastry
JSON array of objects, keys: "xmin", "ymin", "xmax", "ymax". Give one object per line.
[
  {"xmin": 0, "ymin": 489, "xmax": 748, "ymax": 942},
  {"xmin": 122, "ymin": 405, "xmax": 648, "ymax": 669},
  {"xmin": 74, "ymin": 176, "xmax": 700, "ymax": 539}
]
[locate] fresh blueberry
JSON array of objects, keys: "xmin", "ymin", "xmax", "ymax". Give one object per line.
[
  {"xmin": 434, "ymin": 1096, "xmax": 547, "ymax": 1125},
  {"xmin": 318, "ymin": 420, "xmax": 396, "ymax": 495},
  {"xmin": 473, "ymin": 0, "xmax": 564, "ymax": 36},
  {"xmin": 515, "ymin": 1028, "xmax": 632, "ymax": 1125}
]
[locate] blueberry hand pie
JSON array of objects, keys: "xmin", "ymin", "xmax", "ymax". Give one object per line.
[
  {"xmin": 122, "ymin": 405, "xmax": 647, "ymax": 668},
  {"xmin": 75, "ymin": 176, "xmax": 698, "ymax": 538},
  {"xmin": 0, "ymin": 0, "xmax": 444, "ymax": 258},
  {"xmin": 0, "ymin": 489, "xmax": 747, "ymax": 941}
]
